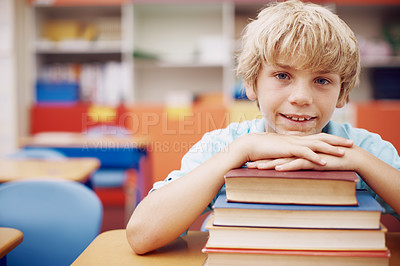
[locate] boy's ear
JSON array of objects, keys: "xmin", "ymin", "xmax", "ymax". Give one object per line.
[
  {"xmin": 336, "ymin": 98, "xmax": 344, "ymax": 108},
  {"xmin": 336, "ymin": 93, "xmax": 348, "ymax": 108},
  {"xmin": 244, "ymin": 81, "xmax": 257, "ymax": 101}
]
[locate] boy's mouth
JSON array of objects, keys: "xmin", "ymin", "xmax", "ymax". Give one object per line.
[{"xmin": 280, "ymin": 114, "xmax": 316, "ymax": 122}]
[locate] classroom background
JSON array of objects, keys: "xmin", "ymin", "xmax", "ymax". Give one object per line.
[{"xmin": 1, "ymin": 0, "xmax": 400, "ymax": 232}]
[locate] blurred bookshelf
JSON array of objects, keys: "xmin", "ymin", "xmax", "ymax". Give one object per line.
[
  {"xmin": 9, "ymin": 0, "xmax": 397, "ymax": 141},
  {"xmin": 21, "ymin": 0, "xmax": 400, "ymax": 107}
]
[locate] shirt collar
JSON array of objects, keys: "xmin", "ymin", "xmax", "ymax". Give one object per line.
[{"xmin": 250, "ymin": 118, "xmax": 266, "ymax": 133}]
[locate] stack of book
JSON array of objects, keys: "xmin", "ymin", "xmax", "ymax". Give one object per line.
[{"xmin": 202, "ymin": 168, "xmax": 390, "ymax": 265}]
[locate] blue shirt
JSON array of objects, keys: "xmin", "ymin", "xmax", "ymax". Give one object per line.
[{"xmin": 151, "ymin": 119, "xmax": 400, "ymax": 220}]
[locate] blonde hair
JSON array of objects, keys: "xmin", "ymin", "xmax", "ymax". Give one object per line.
[{"xmin": 236, "ymin": 0, "xmax": 360, "ymax": 104}]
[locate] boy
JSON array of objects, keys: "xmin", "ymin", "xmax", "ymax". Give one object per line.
[{"xmin": 127, "ymin": 0, "xmax": 400, "ymax": 254}]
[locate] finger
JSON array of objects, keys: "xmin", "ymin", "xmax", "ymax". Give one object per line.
[
  {"xmin": 304, "ymin": 133, "xmax": 353, "ymax": 147},
  {"xmin": 287, "ymin": 135, "xmax": 348, "ymax": 157},
  {"xmin": 247, "ymin": 160, "xmax": 279, "ymax": 169},
  {"xmin": 290, "ymin": 146, "xmax": 327, "ymax": 166},
  {"xmin": 246, "ymin": 161, "xmax": 261, "ymax": 168},
  {"xmin": 303, "ymin": 141, "xmax": 346, "ymax": 157},
  {"xmin": 256, "ymin": 158, "xmax": 294, "ymax": 169},
  {"xmin": 275, "ymin": 158, "xmax": 316, "ymax": 171}
]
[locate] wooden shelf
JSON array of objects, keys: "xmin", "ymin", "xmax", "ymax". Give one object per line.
[
  {"xmin": 231, "ymin": 0, "xmax": 400, "ymax": 5},
  {"xmin": 333, "ymin": 0, "xmax": 400, "ymax": 5},
  {"xmin": 135, "ymin": 59, "xmax": 227, "ymax": 69},
  {"xmin": 35, "ymin": 40, "xmax": 122, "ymax": 54},
  {"xmin": 28, "ymin": 0, "xmax": 127, "ymax": 6}
]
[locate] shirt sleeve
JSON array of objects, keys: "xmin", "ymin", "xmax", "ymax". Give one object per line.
[
  {"xmin": 149, "ymin": 119, "xmax": 263, "ymax": 195},
  {"xmin": 149, "ymin": 129, "xmax": 231, "ymax": 193},
  {"xmin": 147, "ymin": 127, "xmax": 236, "ymax": 236}
]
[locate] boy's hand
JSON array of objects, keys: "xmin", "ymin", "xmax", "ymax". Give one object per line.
[
  {"xmin": 247, "ymin": 145, "xmax": 361, "ymax": 172},
  {"xmin": 243, "ymin": 132, "xmax": 353, "ymax": 169}
]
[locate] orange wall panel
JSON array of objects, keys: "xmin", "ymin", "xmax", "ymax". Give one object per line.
[
  {"xmin": 356, "ymin": 101, "xmax": 400, "ymax": 152},
  {"xmin": 128, "ymin": 104, "xmax": 227, "ymax": 185},
  {"xmin": 30, "ymin": 104, "xmax": 129, "ymax": 134}
]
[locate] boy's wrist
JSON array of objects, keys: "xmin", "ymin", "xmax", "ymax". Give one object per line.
[
  {"xmin": 223, "ymin": 136, "xmax": 251, "ymax": 169},
  {"xmin": 351, "ymin": 145, "xmax": 376, "ymax": 176}
]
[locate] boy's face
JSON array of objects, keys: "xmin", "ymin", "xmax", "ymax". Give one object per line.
[{"xmin": 246, "ymin": 62, "xmax": 345, "ymax": 135}]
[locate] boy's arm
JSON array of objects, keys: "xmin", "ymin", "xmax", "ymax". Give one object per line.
[
  {"xmin": 319, "ymin": 146, "xmax": 400, "ymax": 216},
  {"xmin": 349, "ymin": 146, "xmax": 400, "ymax": 216},
  {"xmin": 126, "ymin": 133, "xmax": 351, "ymax": 254},
  {"xmin": 126, "ymin": 145, "xmax": 241, "ymax": 255}
]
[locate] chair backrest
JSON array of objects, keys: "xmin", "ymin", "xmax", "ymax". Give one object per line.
[
  {"xmin": 85, "ymin": 125, "xmax": 131, "ymax": 138},
  {"xmin": 7, "ymin": 148, "xmax": 66, "ymax": 160},
  {"xmin": 0, "ymin": 180, "xmax": 103, "ymax": 266},
  {"xmin": 84, "ymin": 125, "xmax": 131, "ymax": 188}
]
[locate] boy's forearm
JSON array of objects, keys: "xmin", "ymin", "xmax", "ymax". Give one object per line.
[
  {"xmin": 353, "ymin": 146, "xmax": 400, "ymax": 215},
  {"xmin": 126, "ymin": 140, "xmax": 246, "ymax": 254}
]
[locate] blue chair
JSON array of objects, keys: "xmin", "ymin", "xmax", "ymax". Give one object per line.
[
  {"xmin": 84, "ymin": 125, "xmax": 130, "ymax": 188},
  {"xmin": 0, "ymin": 180, "xmax": 103, "ymax": 266},
  {"xmin": 90, "ymin": 169, "xmax": 128, "ymax": 188}
]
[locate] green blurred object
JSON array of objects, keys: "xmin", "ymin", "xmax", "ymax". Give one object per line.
[
  {"xmin": 132, "ymin": 50, "xmax": 159, "ymax": 60},
  {"xmin": 383, "ymin": 23, "xmax": 400, "ymax": 56}
]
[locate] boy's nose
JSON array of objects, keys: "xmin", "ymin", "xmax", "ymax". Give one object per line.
[{"xmin": 287, "ymin": 82, "xmax": 313, "ymax": 105}]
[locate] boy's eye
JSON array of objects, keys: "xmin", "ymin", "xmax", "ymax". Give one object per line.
[
  {"xmin": 275, "ymin": 73, "xmax": 289, "ymax": 80},
  {"xmin": 315, "ymin": 78, "xmax": 330, "ymax": 85}
]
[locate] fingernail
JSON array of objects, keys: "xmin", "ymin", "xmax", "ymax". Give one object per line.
[
  {"xmin": 338, "ymin": 149, "xmax": 345, "ymax": 154},
  {"xmin": 320, "ymin": 159, "xmax": 327, "ymax": 165},
  {"xmin": 275, "ymin": 165, "xmax": 283, "ymax": 170}
]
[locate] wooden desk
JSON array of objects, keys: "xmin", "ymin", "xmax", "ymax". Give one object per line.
[
  {"xmin": 72, "ymin": 230, "xmax": 208, "ymax": 265},
  {"xmin": 20, "ymin": 134, "xmax": 151, "ymax": 200},
  {"xmin": 0, "ymin": 158, "xmax": 100, "ymax": 183},
  {"xmin": 0, "ymin": 227, "xmax": 23, "ymax": 260},
  {"xmin": 72, "ymin": 230, "xmax": 400, "ymax": 266}
]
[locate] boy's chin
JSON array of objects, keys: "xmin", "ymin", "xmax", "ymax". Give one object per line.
[
  {"xmin": 267, "ymin": 123, "xmax": 322, "ymax": 136},
  {"xmin": 274, "ymin": 127, "xmax": 321, "ymax": 136},
  {"xmin": 282, "ymin": 131, "xmax": 313, "ymax": 136}
]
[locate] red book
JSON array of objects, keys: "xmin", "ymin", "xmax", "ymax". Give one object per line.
[{"xmin": 225, "ymin": 168, "xmax": 359, "ymax": 205}]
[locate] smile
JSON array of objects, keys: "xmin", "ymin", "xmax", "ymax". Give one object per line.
[{"xmin": 281, "ymin": 114, "xmax": 316, "ymax": 122}]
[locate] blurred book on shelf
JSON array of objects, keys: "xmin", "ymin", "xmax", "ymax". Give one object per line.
[{"xmin": 36, "ymin": 62, "xmax": 131, "ymax": 105}]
